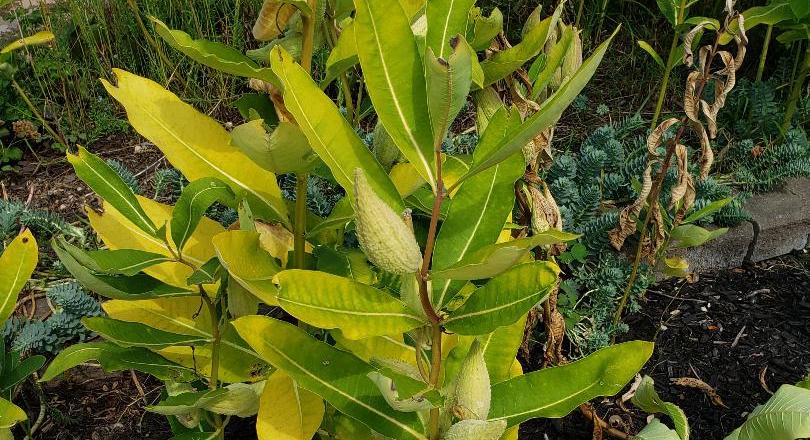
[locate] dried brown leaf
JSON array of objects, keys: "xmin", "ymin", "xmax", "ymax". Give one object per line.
[
  {"xmin": 684, "ymin": 71, "xmax": 702, "ymax": 122},
  {"xmin": 669, "ymin": 144, "xmax": 690, "ymax": 208},
  {"xmin": 671, "ymin": 377, "xmax": 727, "ymax": 408},
  {"xmin": 648, "ymin": 118, "xmax": 680, "ymax": 156},
  {"xmin": 690, "ymin": 121, "xmax": 713, "ymax": 179},
  {"xmin": 609, "ymin": 164, "xmax": 653, "ymax": 250},
  {"xmin": 683, "ymin": 25, "xmax": 707, "ymax": 67}
]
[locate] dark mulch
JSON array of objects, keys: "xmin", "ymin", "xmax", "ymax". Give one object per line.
[{"xmin": 522, "ymin": 252, "xmax": 810, "ymax": 439}]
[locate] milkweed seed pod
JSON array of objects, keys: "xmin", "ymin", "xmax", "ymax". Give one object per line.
[
  {"xmin": 453, "ymin": 339, "xmax": 491, "ymax": 420},
  {"xmin": 372, "ymin": 121, "xmax": 402, "ymax": 171},
  {"xmin": 353, "ymin": 169, "xmax": 422, "ymax": 274},
  {"xmin": 562, "ymin": 28, "xmax": 582, "ymax": 79},
  {"xmin": 253, "ymin": 0, "xmax": 297, "ymax": 41},
  {"xmin": 444, "ymin": 419, "xmax": 507, "ymax": 440}
]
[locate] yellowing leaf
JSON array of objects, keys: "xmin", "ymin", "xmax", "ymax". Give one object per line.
[
  {"xmin": 1, "ymin": 31, "xmax": 54, "ymax": 54},
  {"xmin": 258, "ymin": 371, "xmax": 324, "ymax": 440},
  {"xmin": 0, "ymin": 230, "xmax": 37, "ymax": 323},
  {"xmin": 88, "ymin": 196, "xmax": 223, "ymax": 289},
  {"xmin": 102, "ymin": 69, "xmax": 288, "ymax": 225},
  {"xmin": 213, "ymin": 230, "xmax": 281, "ymax": 306}
]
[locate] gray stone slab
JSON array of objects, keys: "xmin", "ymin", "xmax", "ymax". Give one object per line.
[
  {"xmin": 746, "ymin": 177, "xmax": 810, "ymax": 262},
  {"xmin": 681, "ymin": 221, "xmax": 755, "ymax": 273}
]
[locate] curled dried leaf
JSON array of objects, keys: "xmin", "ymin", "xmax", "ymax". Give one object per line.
[
  {"xmin": 733, "ymin": 15, "xmax": 748, "ymax": 69},
  {"xmin": 683, "ymin": 25, "xmax": 707, "ymax": 67},
  {"xmin": 523, "ymin": 127, "xmax": 554, "ymax": 172},
  {"xmin": 684, "ymin": 71, "xmax": 702, "ymax": 122},
  {"xmin": 609, "ymin": 164, "xmax": 653, "ymax": 250},
  {"xmin": 690, "ymin": 120, "xmax": 714, "ymax": 179},
  {"xmin": 642, "ymin": 200, "xmax": 666, "ymax": 261},
  {"xmin": 648, "ymin": 118, "xmax": 680, "ymax": 156},
  {"xmin": 671, "ymin": 377, "xmax": 727, "ymax": 408},
  {"xmin": 669, "ymin": 144, "xmax": 690, "ymax": 209},
  {"xmin": 253, "ymin": 1, "xmax": 297, "ymax": 41},
  {"xmin": 528, "ymin": 181, "xmax": 563, "ymax": 233}
]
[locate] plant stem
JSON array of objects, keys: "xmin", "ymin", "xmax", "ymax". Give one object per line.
[
  {"xmin": 575, "ymin": 0, "xmax": 585, "ymax": 29},
  {"xmin": 650, "ymin": 0, "xmax": 687, "ymax": 129},
  {"xmin": 322, "ymin": 17, "xmax": 356, "ymax": 124},
  {"xmin": 427, "ymin": 323, "xmax": 443, "ymax": 440},
  {"xmin": 755, "ymin": 25, "xmax": 772, "ymax": 82},
  {"xmin": 11, "ymin": 79, "xmax": 68, "ymax": 148},
  {"xmin": 292, "ymin": 0, "xmax": 318, "ymax": 269},
  {"xmin": 781, "ymin": 45, "xmax": 810, "ymax": 134},
  {"xmin": 202, "ymin": 293, "xmax": 221, "ymax": 391}
]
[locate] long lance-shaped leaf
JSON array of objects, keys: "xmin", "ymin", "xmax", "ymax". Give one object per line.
[
  {"xmin": 488, "ymin": 341, "xmax": 654, "ymax": 427},
  {"xmin": 632, "ymin": 376, "xmax": 690, "ymax": 440},
  {"xmin": 725, "ymin": 385, "xmax": 810, "ymax": 440},
  {"xmin": 171, "ymin": 177, "xmax": 237, "ymax": 253},
  {"xmin": 213, "ymin": 230, "xmax": 281, "ymax": 306},
  {"xmin": 431, "ymin": 107, "xmax": 524, "ymax": 307},
  {"xmin": 85, "ymin": 249, "xmax": 172, "ymax": 277},
  {"xmin": 431, "ymin": 230, "xmax": 578, "ymax": 280},
  {"xmin": 68, "ymin": 146, "xmax": 157, "ymax": 236},
  {"xmin": 233, "ymin": 316, "xmax": 427, "ymax": 440},
  {"xmin": 0, "ymin": 30, "xmax": 54, "ymax": 54},
  {"xmin": 274, "ymin": 270, "xmax": 427, "ymax": 339},
  {"xmin": 258, "ymin": 371, "xmax": 324, "ymax": 440},
  {"xmin": 102, "ymin": 69, "xmax": 289, "ymax": 226},
  {"xmin": 425, "ymin": 39, "xmax": 473, "ymax": 147},
  {"xmin": 83, "ymin": 317, "xmax": 211, "ymax": 349},
  {"xmin": 52, "ymin": 237, "xmax": 198, "ymax": 300},
  {"xmin": 322, "ymin": 19, "xmax": 358, "ymax": 88},
  {"xmin": 425, "ymin": 0, "xmax": 476, "ymax": 59},
  {"xmin": 0, "ymin": 230, "xmax": 37, "ymax": 323},
  {"xmin": 0, "ymin": 355, "xmax": 45, "ymax": 393},
  {"xmin": 354, "ymin": 0, "xmax": 436, "ymax": 189},
  {"xmin": 151, "ymin": 17, "xmax": 279, "ymax": 86},
  {"xmin": 459, "ymin": 27, "xmax": 619, "ymax": 185},
  {"xmin": 0, "ymin": 398, "xmax": 26, "ymax": 429},
  {"xmin": 270, "ymin": 47, "xmax": 403, "ymax": 212},
  {"xmin": 40, "ymin": 342, "xmax": 196, "ymax": 382},
  {"xmin": 443, "ymin": 261, "xmax": 558, "ymax": 335}
]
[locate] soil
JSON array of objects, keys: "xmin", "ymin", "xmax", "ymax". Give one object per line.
[{"xmin": 521, "ymin": 251, "xmax": 810, "ymax": 440}]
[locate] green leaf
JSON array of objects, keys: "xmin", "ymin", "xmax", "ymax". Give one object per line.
[
  {"xmin": 233, "ymin": 316, "xmax": 427, "ymax": 439},
  {"xmin": 53, "ymin": 238, "xmax": 198, "ymax": 300},
  {"xmin": 530, "ymin": 26, "xmax": 574, "ymax": 99},
  {"xmin": 656, "ymin": 0, "xmax": 679, "ymax": 26},
  {"xmin": 231, "ymin": 120, "xmax": 317, "ymax": 174},
  {"xmin": 634, "ymin": 419, "xmax": 683, "ymax": 440},
  {"xmin": 68, "ymin": 146, "xmax": 157, "ymax": 236},
  {"xmin": 308, "ymin": 197, "xmax": 354, "ymax": 237},
  {"xmin": 0, "ymin": 355, "xmax": 45, "ymax": 394},
  {"xmin": 468, "ymin": 7, "xmax": 503, "ymax": 51},
  {"xmin": 683, "ymin": 198, "xmax": 732, "ymax": 224},
  {"xmin": 151, "ymin": 17, "xmax": 278, "ymax": 86},
  {"xmin": 432, "ymin": 230, "xmax": 578, "ymax": 280},
  {"xmin": 270, "ymin": 47, "xmax": 404, "ymax": 212},
  {"xmin": 187, "ymin": 257, "xmax": 223, "ymax": 285},
  {"xmin": 83, "ymin": 317, "xmax": 211, "ymax": 349},
  {"xmin": 148, "ymin": 388, "xmax": 229, "ymax": 416},
  {"xmin": 725, "ymin": 385, "xmax": 810, "ymax": 440},
  {"xmin": 233, "ymin": 93, "xmax": 278, "ymax": 125},
  {"xmin": 314, "ymin": 245, "xmax": 376, "ymax": 285},
  {"xmin": 212, "ymin": 230, "xmax": 281, "ymax": 306},
  {"xmin": 670, "ymin": 224, "xmax": 728, "ymax": 248},
  {"xmin": 354, "ymin": 0, "xmax": 437, "ymax": 189},
  {"xmin": 425, "ymin": 39, "xmax": 473, "ymax": 146},
  {"xmin": 0, "ymin": 230, "xmax": 37, "ymax": 323},
  {"xmin": 322, "ymin": 19, "xmax": 359, "ymax": 88},
  {"xmin": 445, "ymin": 315, "xmax": 527, "ymax": 385},
  {"xmin": 102, "ymin": 69, "xmax": 289, "ymax": 226},
  {"xmin": 443, "ymin": 261, "xmax": 558, "ymax": 335},
  {"xmin": 632, "ymin": 376, "xmax": 689, "ymax": 440},
  {"xmin": 275, "ymin": 270, "xmax": 427, "ymax": 339},
  {"xmin": 86, "ymin": 249, "xmax": 172, "ymax": 276},
  {"xmin": 461, "ymin": 27, "xmax": 619, "ymax": 184},
  {"xmin": 0, "ymin": 31, "xmax": 54, "ymax": 54},
  {"xmin": 431, "ymin": 107, "xmax": 525, "ymax": 307},
  {"xmin": 171, "ymin": 177, "xmax": 237, "ymax": 252},
  {"xmin": 258, "ymin": 371, "xmax": 324, "ymax": 440},
  {"xmin": 480, "ymin": 3, "xmax": 561, "ymax": 87},
  {"xmin": 0, "ymin": 398, "xmax": 26, "ymax": 429},
  {"xmin": 638, "ymin": 40, "xmax": 666, "ymax": 69},
  {"xmin": 790, "ymin": 0, "xmax": 810, "ymax": 19},
  {"xmin": 425, "ymin": 0, "xmax": 476, "ymax": 59},
  {"xmin": 488, "ymin": 341, "xmax": 654, "ymax": 427},
  {"xmin": 40, "ymin": 342, "xmax": 196, "ymax": 382}
]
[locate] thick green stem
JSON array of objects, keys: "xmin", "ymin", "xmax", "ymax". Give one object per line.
[
  {"xmin": 11, "ymin": 79, "xmax": 68, "ymax": 148},
  {"xmin": 756, "ymin": 25, "xmax": 773, "ymax": 82},
  {"xmin": 782, "ymin": 46, "xmax": 810, "ymax": 134},
  {"xmin": 650, "ymin": 0, "xmax": 687, "ymax": 129}
]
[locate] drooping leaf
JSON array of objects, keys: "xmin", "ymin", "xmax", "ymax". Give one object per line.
[
  {"xmin": 171, "ymin": 177, "xmax": 237, "ymax": 252},
  {"xmin": 270, "ymin": 47, "xmax": 403, "ymax": 211},
  {"xmin": 68, "ymin": 146, "xmax": 158, "ymax": 236},
  {"xmin": 638, "ymin": 40, "xmax": 666, "ymax": 69},
  {"xmin": 231, "ymin": 120, "xmax": 316, "ymax": 175},
  {"xmin": 444, "ymin": 261, "xmax": 558, "ymax": 335},
  {"xmin": 461, "ymin": 27, "xmax": 619, "ymax": 184},
  {"xmin": 274, "ymin": 270, "xmax": 427, "ymax": 339},
  {"xmin": 632, "ymin": 376, "xmax": 690, "ymax": 440},
  {"xmin": 0, "ymin": 230, "xmax": 37, "ymax": 323},
  {"xmin": 212, "ymin": 230, "xmax": 281, "ymax": 306},
  {"xmin": 431, "ymin": 230, "xmax": 578, "ymax": 280},
  {"xmin": 0, "ymin": 31, "xmax": 54, "ymax": 54},
  {"xmin": 233, "ymin": 316, "xmax": 427, "ymax": 439},
  {"xmin": 258, "ymin": 371, "xmax": 324, "ymax": 440},
  {"xmin": 354, "ymin": 0, "xmax": 436, "ymax": 189},
  {"xmin": 102, "ymin": 69, "xmax": 289, "ymax": 226},
  {"xmin": 488, "ymin": 341, "xmax": 654, "ymax": 427},
  {"xmin": 82, "ymin": 317, "xmax": 211, "ymax": 349},
  {"xmin": 724, "ymin": 385, "xmax": 810, "ymax": 440},
  {"xmin": 151, "ymin": 17, "xmax": 279, "ymax": 86},
  {"xmin": 40, "ymin": 342, "xmax": 196, "ymax": 382},
  {"xmin": 431, "ymin": 107, "xmax": 525, "ymax": 307}
]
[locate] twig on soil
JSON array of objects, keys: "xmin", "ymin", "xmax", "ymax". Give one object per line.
[
  {"xmin": 130, "ymin": 370, "xmax": 147, "ymax": 403},
  {"xmin": 759, "ymin": 367, "xmax": 773, "ymax": 395},
  {"xmin": 730, "ymin": 325, "xmax": 746, "ymax": 348}
]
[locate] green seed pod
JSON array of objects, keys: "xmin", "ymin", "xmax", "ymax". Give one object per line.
[
  {"xmin": 353, "ymin": 169, "xmax": 422, "ymax": 274},
  {"xmin": 453, "ymin": 339, "xmax": 491, "ymax": 420},
  {"xmin": 253, "ymin": 0, "xmax": 296, "ymax": 41},
  {"xmin": 372, "ymin": 121, "xmax": 402, "ymax": 171},
  {"xmin": 562, "ymin": 28, "xmax": 583, "ymax": 80},
  {"xmin": 444, "ymin": 419, "xmax": 507, "ymax": 440}
]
